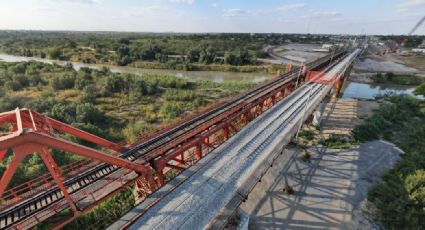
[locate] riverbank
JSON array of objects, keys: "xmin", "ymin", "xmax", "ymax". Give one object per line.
[
  {"xmin": 129, "ymin": 60, "xmax": 286, "ymax": 73},
  {"xmin": 0, "ymin": 53, "xmax": 275, "ymax": 83},
  {"xmin": 343, "ymin": 72, "xmax": 424, "ymax": 100},
  {"xmin": 349, "ymin": 72, "xmax": 425, "ymax": 85},
  {"xmin": 352, "ymin": 94, "xmax": 425, "ymax": 229},
  {"xmin": 0, "ymin": 53, "xmax": 284, "ymax": 75}
]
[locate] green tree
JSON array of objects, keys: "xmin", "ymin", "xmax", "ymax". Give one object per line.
[
  {"xmin": 75, "ymin": 72, "xmax": 94, "ymax": 90},
  {"xmin": 4, "ymin": 80, "xmax": 22, "ymax": 91},
  {"xmin": 76, "ymin": 103, "xmax": 103, "ymax": 124},
  {"xmin": 50, "ymin": 74, "xmax": 76, "ymax": 90},
  {"xmin": 0, "ymin": 98, "xmax": 13, "ymax": 112},
  {"xmin": 129, "ymin": 79, "xmax": 147, "ymax": 101},
  {"xmin": 414, "ymin": 82, "xmax": 425, "ymax": 97},
  {"xmin": 224, "ymin": 52, "xmax": 238, "ymax": 65},
  {"xmin": 186, "ymin": 48, "xmax": 200, "ymax": 63},
  {"xmin": 50, "ymin": 103, "xmax": 76, "ymax": 124},
  {"xmin": 199, "ymin": 46, "xmax": 216, "ymax": 64},
  {"xmin": 104, "ymin": 75, "xmax": 126, "ymax": 93},
  {"xmin": 80, "ymin": 84, "xmax": 98, "ymax": 103},
  {"xmin": 48, "ymin": 47, "xmax": 62, "ymax": 59}
]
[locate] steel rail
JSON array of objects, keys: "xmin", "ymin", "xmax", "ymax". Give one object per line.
[{"xmin": 0, "ymin": 48, "xmax": 347, "ymax": 229}]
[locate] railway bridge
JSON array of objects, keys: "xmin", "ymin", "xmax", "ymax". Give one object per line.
[{"xmin": 0, "ymin": 47, "xmax": 360, "ymax": 229}]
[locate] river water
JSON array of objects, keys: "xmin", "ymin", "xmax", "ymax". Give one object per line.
[
  {"xmin": 342, "ymin": 81, "xmax": 421, "ymax": 99},
  {"xmin": 0, "ymin": 54, "xmax": 273, "ymax": 83}
]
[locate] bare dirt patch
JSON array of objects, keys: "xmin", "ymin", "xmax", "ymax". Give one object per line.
[
  {"xmin": 354, "ymin": 58, "xmax": 418, "ymax": 73},
  {"xmin": 320, "ymin": 99, "xmax": 379, "ymax": 138},
  {"xmin": 400, "ymin": 55, "xmax": 425, "ymax": 72}
]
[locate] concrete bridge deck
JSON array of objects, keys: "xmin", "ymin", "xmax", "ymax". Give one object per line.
[{"xmin": 109, "ymin": 50, "xmax": 360, "ymax": 230}]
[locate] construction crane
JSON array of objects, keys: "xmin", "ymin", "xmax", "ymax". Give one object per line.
[{"xmin": 390, "ymin": 15, "xmax": 425, "ymax": 53}]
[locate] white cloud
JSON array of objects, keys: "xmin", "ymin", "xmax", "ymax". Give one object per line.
[
  {"xmin": 222, "ymin": 9, "xmax": 247, "ymax": 18},
  {"xmin": 212, "ymin": 3, "xmax": 218, "ymax": 8},
  {"xmin": 54, "ymin": 0, "xmax": 101, "ymax": 4},
  {"xmin": 141, "ymin": 5, "xmax": 164, "ymax": 11},
  {"xmin": 278, "ymin": 3, "xmax": 306, "ymax": 11},
  {"xmin": 396, "ymin": 0, "xmax": 425, "ymax": 12},
  {"xmin": 310, "ymin": 11, "xmax": 341, "ymax": 19},
  {"xmin": 169, "ymin": 0, "xmax": 195, "ymax": 4}
]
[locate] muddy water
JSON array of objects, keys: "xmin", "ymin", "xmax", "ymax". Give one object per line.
[
  {"xmin": 0, "ymin": 54, "xmax": 273, "ymax": 83},
  {"xmin": 341, "ymin": 81, "xmax": 421, "ymax": 99}
]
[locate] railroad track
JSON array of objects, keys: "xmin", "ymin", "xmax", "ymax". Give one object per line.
[
  {"xmin": 119, "ymin": 52, "xmax": 355, "ymax": 229},
  {"xmin": 0, "ymin": 48, "xmax": 347, "ymax": 229}
]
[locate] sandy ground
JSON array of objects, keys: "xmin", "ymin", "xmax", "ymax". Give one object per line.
[
  {"xmin": 278, "ymin": 44, "xmax": 327, "ymax": 63},
  {"xmin": 348, "ymin": 72, "xmax": 376, "ymax": 84},
  {"xmin": 354, "ymin": 58, "xmax": 418, "ymax": 73},
  {"xmin": 321, "ymin": 99, "xmax": 379, "ymax": 138},
  {"xmin": 352, "ymin": 43, "xmax": 420, "ymax": 74},
  {"xmin": 262, "ymin": 44, "xmax": 328, "ymax": 64},
  {"xmin": 240, "ymin": 140, "xmax": 402, "ymax": 230}
]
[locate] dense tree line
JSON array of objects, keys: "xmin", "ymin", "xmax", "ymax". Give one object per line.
[
  {"xmin": 0, "ymin": 31, "xmax": 342, "ymax": 69},
  {"xmin": 378, "ymin": 35, "xmax": 424, "ymax": 48}
]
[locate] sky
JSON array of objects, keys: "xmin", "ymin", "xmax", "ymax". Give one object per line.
[{"xmin": 0, "ymin": 0, "xmax": 424, "ymax": 35}]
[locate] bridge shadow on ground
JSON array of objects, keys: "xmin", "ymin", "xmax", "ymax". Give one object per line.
[{"xmin": 240, "ymin": 140, "xmax": 402, "ymax": 230}]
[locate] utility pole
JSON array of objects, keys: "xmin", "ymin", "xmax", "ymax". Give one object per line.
[{"xmin": 295, "ymin": 62, "xmax": 304, "ymax": 89}]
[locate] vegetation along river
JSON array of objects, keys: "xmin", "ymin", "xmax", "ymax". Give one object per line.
[{"xmin": 0, "ymin": 54, "xmax": 274, "ymax": 83}]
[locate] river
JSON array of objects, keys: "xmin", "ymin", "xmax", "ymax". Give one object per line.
[
  {"xmin": 341, "ymin": 81, "xmax": 422, "ymax": 99},
  {"xmin": 0, "ymin": 54, "xmax": 273, "ymax": 83}
]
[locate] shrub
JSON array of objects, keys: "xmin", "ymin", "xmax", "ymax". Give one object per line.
[
  {"xmin": 50, "ymin": 103, "xmax": 76, "ymax": 124},
  {"xmin": 26, "ymin": 92, "xmax": 57, "ymax": 113},
  {"xmin": 75, "ymin": 71, "xmax": 94, "ymax": 90},
  {"xmin": 415, "ymin": 82, "xmax": 425, "ymax": 97},
  {"xmin": 50, "ymin": 74, "xmax": 76, "ymax": 90},
  {"xmin": 4, "ymin": 80, "xmax": 23, "ymax": 91},
  {"xmin": 122, "ymin": 120, "xmax": 152, "ymax": 143},
  {"xmin": 76, "ymin": 103, "xmax": 103, "ymax": 124},
  {"xmin": 0, "ymin": 98, "xmax": 13, "ymax": 112},
  {"xmin": 354, "ymin": 95, "xmax": 425, "ymax": 229},
  {"xmin": 104, "ymin": 75, "xmax": 126, "ymax": 93},
  {"xmin": 80, "ymin": 84, "xmax": 98, "ymax": 103},
  {"xmin": 159, "ymin": 102, "xmax": 185, "ymax": 120}
]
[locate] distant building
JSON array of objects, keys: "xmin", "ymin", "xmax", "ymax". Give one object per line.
[
  {"xmin": 418, "ymin": 40, "xmax": 425, "ymax": 48},
  {"xmin": 412, "ymin": 48, "xmax": 425, "ymax": 53},
  {"xmin": 322, "ymin": 44, "xmax": 333, "ymax": 49}
]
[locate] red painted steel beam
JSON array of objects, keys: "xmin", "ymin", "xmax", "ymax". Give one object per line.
[
  {"xmin": 0, "ymin": 148, "xmax": 26, "ymax": 198},
  {"xmin": 165, "ymin": 163, "xmax": 186, "ymax": 171},
  {"xmin": 155, "ymin": 81, "xmax": 295, "ymax": 171},
  {"xmin": 0, "ymin": 132, "xmax": 149, "ymax": 175},
  {"xmin": 37, "ymin": 145, "xmax": 80, "ymax": 213},
  {"xmin": 1, "ymin": 52, "xmax": 344, "ymax": 228},
  {"xmin": 47, "ymin": 117, "xmax": 124, "ymax": 152}
]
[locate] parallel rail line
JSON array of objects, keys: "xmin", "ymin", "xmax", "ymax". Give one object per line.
[{"xmin": 0, "ymin": 48, "xmax": 347, "ymax": 229}]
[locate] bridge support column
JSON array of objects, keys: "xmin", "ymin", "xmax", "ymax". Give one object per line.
[
  {"xmin": 332, "ymin": 80, "xmax": 341, "ymax": 98},
  {"xmin": 222, "ymin": 126, "xmax": 229, "ymax": 141},
  {"xmin": 333, "ymin": 63, "xmax": 354, "ymax": 98},
  {"xmin": 312, "ymin": 102, "xmax": 327, "ymax": 126},
  {"xmin": 195, "ymin": 144, "xmax": 202, "ymax": 160},
  {"xmin": 156, "ymin": 168, "xmax": 165, "ymax": 186}
]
